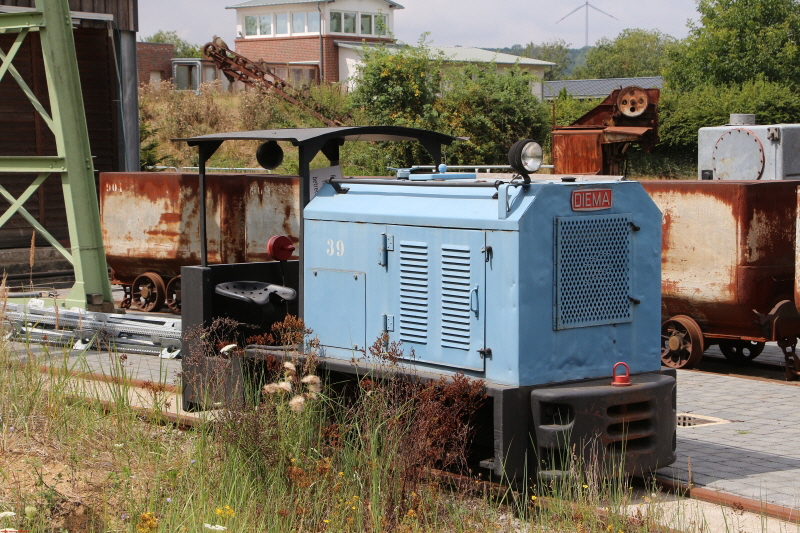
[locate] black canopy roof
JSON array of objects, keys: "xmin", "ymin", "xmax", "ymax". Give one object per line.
[{"xmin": 176, "ymin": 126, "xmax": 460, "ymax": 146}]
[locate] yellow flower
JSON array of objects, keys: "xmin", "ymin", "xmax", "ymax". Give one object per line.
[
  {"xmin": 215, "ymin": 508, "xmax": 223, "ymax": 516},
  {"xmin": 582, "ymin": 484, "xmax": 589, "ymax": 488},
  {"xmin": 136, "ymin": 512, "xmax": 158, "ymax": 533},
  {"xmin": 351, "ymin": 506, "xmax": 356, "ymax": 510},
  {"xmin": 338, "ymin": 471, "xmax": 344, "ymax": 477},
  {"xmin": 406, "ymin": 509, "xmax": 417, "ymax": 518},
  {"xmin": 531, "ymin": 495, "xmax": 537, "ymax": 501},
  {"xmin": 323, "ymin": 519, "xmax": 330, "ymax": 524}
]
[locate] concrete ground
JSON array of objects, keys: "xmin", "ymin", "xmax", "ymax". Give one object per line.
[{"xmin": 658, "ymin": 343, "xmax": 800, "ymax": 510}]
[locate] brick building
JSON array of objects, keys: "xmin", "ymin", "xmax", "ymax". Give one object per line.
[
  {"xmin": 227, "ymin": 0, "xmax": 401, "ymax": 84},
  {"xmin": 137, "ymin": 42, "xmax": 174, "ymax": 84},
  {"xmin": 136, "ymin": 43, "xmax": 175, "ymax": 83}
]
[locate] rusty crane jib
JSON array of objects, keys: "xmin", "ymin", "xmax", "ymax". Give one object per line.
[{"xmin": 202, "ymin": 40, "xmax": 346, "ymax": 128}]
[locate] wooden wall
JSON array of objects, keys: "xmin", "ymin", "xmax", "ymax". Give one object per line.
[
  {"xmin": 0, "ymin": 0, "xmax": 137, "ymax": 32},
  {"xmin": 0, "ymin": 28, "xmax": 120, "ymax": 248}
]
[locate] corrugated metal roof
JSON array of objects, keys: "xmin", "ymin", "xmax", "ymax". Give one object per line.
[
  {"xmin": 227, "ymin": 0, "xmax": 403, "ymax": 9},
  {"xmin": 335, "ymin": 42, "xmax": 555, "ymax": 67},
  {"xmin": 543, "ymin": 76, "xmax": 663, "ymax": 99}
]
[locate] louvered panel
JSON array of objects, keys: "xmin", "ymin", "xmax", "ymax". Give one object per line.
[
  {"xmin": 399, "ymin": 240, "xmax": 428, "ymax": 344},
  {"xmin": 441, "ymin": 244, "xmax": 472, "ymax": 349}
]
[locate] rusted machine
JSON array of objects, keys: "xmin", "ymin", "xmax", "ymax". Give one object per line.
[
  {"xmin": 642, "ymin": 180, "xmax": 800, "ymax": 377},
  {"xmin": 202, "ymin": 40, "xmax": 346, "ymax": 127},
  {"xmin": 552, "ymin": 86, "xmax": 659, "ymax": 175},
  {"xmin": 99, "ymin": 172, "xmax": 299, "ymax": 313}
]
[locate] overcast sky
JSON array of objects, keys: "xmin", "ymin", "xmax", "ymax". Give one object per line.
[{"xmin": 138, "ymin": 0, "xmax": 701, "ymax": 51}]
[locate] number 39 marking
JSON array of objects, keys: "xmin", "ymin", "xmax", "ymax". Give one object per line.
[{"xmin": 326, "ymin": 239, "xmax": 344, "ymax": 256}]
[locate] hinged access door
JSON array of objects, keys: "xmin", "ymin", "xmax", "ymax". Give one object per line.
[{"xmin": 388, "ymin": 226, "xmax": 486, "ymax": 371}]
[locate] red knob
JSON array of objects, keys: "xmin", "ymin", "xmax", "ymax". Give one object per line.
[
  {"xmin": 267, "ymin": 235, "xmax": 295, "ymax": 261},
  {"xmin": 610, "ymin": 362, "xmax": 632, "ymax": 386}
]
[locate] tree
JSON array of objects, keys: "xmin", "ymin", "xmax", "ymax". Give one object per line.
[
  {"xmin": 571, "ymin": 28, "xmax": 676, "ymax": 79},
  {"xmin": 522, "ymin": 39, "xmax": 571, "ymax": 80},
  {"xmin": 659, "ymin": 79, "xmax": 800, "ymax": 149},
  {"xmin": 349, "ymin": 39, "xmax": 549, "ymax": 168},
  {"xmin": 664, "ymin": 0, "xmax": 800, "ymax": 90},
  {"xmin": 142, "ymin": 30, "xmax": 202, "ymax": 58}
]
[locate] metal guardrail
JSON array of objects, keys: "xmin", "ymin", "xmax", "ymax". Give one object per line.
[{"xmin": 413, "ymin": 165, "xmax": 555, "ymax": 172}]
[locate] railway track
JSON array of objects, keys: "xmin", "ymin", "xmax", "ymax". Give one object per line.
[{"xmin": 684, "ymin": 343, "xmax": 799, "ymax": 384}]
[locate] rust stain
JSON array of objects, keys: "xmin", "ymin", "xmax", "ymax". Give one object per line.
[
  {"xmin": 100, "ymin": 172, "xmax": 301, "ymax": 282},
  {"xmin": 642, "ymin": 180, "xmax": 798, "ymax": 341}
]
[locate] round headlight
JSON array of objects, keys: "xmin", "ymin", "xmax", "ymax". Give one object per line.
[{"xmin": 508, "ymin": 139, "xmax": 543, "ymax": 175}]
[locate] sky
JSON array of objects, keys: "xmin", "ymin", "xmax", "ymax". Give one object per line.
[{"xmin": 137, "ymin": 0, "xmax": 701, "ymax": 51}]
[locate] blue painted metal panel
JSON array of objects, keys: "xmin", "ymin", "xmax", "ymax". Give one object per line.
[
  {"xmin": 304, "ymin": 268, "xmax": 366, "ymax": 352},
  {"xmin": 303, "ymin": 179, "xmax": 662, "ymax": 387},
  {"xmin": 388, "ymin": 225, "xmax": 486, "ymax": 371}
]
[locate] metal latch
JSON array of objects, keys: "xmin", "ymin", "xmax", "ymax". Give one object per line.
[
  {"xmin": 383, "ymin": 314, "xmax": 394, "ymax": 332},
  {"xmin": 478, "ymin": 347, "xmax": 492, "ymax": 359}
]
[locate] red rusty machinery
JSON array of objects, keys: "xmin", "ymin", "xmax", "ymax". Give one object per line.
[
  {"xmin": 552, "ymin": 86, "xmax": 659, "ymax": 175},
  {"xmin": 641, "ymin": 180, "xmax": 800, "ymax": 378},
  {"xmin": 202, "ymin": 39, "xmax": 347, "ymax": 127},
  {"xmin": 100, "ymin": 172, "xmax": 300, "ymax": 313}
]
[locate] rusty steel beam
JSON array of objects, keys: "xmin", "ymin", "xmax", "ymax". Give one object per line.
[{"xmin": 202, "ymin": 41, "xmax": 346, "ymax": 127}]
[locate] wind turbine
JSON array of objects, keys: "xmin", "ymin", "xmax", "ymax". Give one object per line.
[{"xmin": 556, "ymin": 1, "xmax": 619, "ymax": 48}]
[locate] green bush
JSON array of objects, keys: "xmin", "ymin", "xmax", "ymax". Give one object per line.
[{"xmin": 660, "ymin": 79, "xmax": 800, "ymax": 151}]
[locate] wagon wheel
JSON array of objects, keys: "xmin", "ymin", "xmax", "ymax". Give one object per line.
[
  {"xmin": 718, "ymin": 339, "xmax": 765, "ymax": 364},
  {"xmin": 661, "ymin": 315, "xmax": 705, "ymax": 369},
  {"xmin": 131, "ymin": 272, "xmax": 166, "ymax": 312},
  {"xmin": 165, "ymin": 276, "xmax": 182, "ymax": 314}
]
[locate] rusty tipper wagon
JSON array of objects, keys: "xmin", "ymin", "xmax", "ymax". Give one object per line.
[{"xmin": 641, "ymin": 180, "xmax": 800, "ymax": 376}]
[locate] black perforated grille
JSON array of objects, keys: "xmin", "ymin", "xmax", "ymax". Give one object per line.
[{"xmin": 554, "ymin": 214, "xmax": 632, "ymax": 330}]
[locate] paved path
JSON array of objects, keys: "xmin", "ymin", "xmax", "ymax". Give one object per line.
[{"xmin": 658, "ymin": 343, "xmax": 800, "ymax": 509}]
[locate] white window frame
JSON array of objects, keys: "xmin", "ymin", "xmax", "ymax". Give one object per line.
[
  {"xmin": 330, "ymin": 10, "xmax": 387, "ymax": 36},
  {"xmin": 243, "ymin": 11, "xmax": 320, "ymax": 38},
  {"xmin": 243, "ymin": 14, "xmax": 273, "ymax": 37}
]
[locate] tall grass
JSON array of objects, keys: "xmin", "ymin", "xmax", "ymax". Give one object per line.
[{"xmin": 0, "ymin": 308, "xmax": 681, "ymax": 532}]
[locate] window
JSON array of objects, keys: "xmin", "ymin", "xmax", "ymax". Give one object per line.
[
  {"xmin": 330, "ymin": 11, "xmax": 341, "ymax": 32},
  {"xmin": 331, "ymin": 11, "xmax": 357, "ymax": 33},
  {"xmin": 259, "ymin": 15, "xmax": 272, "ymax": 35},
  {"xmin": 244, "ymin": 14, "xmax": 272, "ymax": 36},
  {"xmin": 244, "ymin": 15, "xmax": 257, "ymax": 36},
  {"xmin": 307, "ymin": 11, "xmax": 320, "ymax": 32},
  {"xmin": 343, "ymin": 12, "xmax": 356, "ymax": 33},
  {"xmin": 375, "ymin": 14, "xmax": 386, "ymax": 35},
  {"xmin": 331, "ymin": 11, "xmax": 387, "ymax": 35},
  {"xmin": 360, "ymin": 14, "xmax": 372, "ymax": 35},
  {"xmin": 292, "ymin": 12, "xmax": 305, "ymax": 33},
  {"xmin": 275, "ymin": 13, "xmax": 288, "ymax": 34}
]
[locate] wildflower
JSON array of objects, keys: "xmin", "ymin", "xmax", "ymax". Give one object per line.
[
  {"xmin": 284, "ymin": 361, "xmax": 297, "ymax": 373},
  {"xmin": 277, "ymin": 381, "xmax": 292, "ymax": 393},
  {"xmin": 0, "ymin": 512, "xmax": 15, "ymax": 519},
  {"xmin": 114, "ymin": 443, "xmax": 124, "ymax": 448},
  {"xmin": 606, "ymin": 526, "xmax": 612, "ymax": 532},
  {"xmin": 338, "ymin": 472, "xmax": 344, "ymax": 477},
  {"xmin": 136, "ymin": 512, "xmax": 158, "ymax": 533},
  {"xmin": 190, "ymin": 460, "xmax": 196, "ymax": 465},
  {"xmin": 23, "ymin": 507, "xmax": 36, "ymax": 520},
  {"xmin": 582, "ymin": 484, "xmax": 589, "ymax": 489},
  {"xmin": 203, "ymin": 525, "xmax": 228, "ymax": 531},
  {"xmin": 289, "ymin": 395, "xmax": 306, "ymax": 413},
  {"xmin": 530, "ymin": 495, "xmax": 537, "ymax": 501},
  {"xmin": 166, "ymin": 498, "xmax": 172, "ymax": 503},
  {"xmin": 323, "ymin": 520, "xmax": 330, "ymax": 524},
  {"xmin": 301, "ymin": 374, "xmax": 322, "ymax": 393},
  {"xmin": 223, "ymin": 506, "xmax": 235, "ymax": 517},
  {"xmin": 263, "ymin": 383, "xmax": 279, "ymax": 394},
  {"xmin": 406, "ymin": 509, "xmax": 417, "ymax": 518}
]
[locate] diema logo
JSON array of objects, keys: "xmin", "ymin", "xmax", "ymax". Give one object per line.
[{"xmin": 571, "ymin": 189, "xmax": 612, "ymax": 211}]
